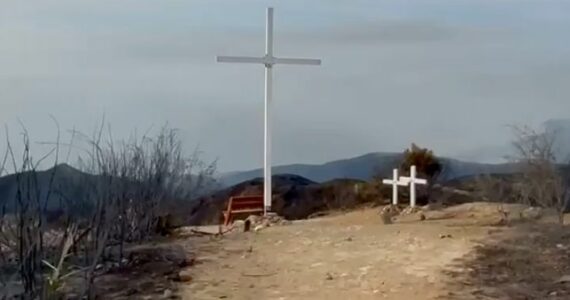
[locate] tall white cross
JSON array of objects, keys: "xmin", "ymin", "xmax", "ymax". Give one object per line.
[
  {"xmin": 382, "ymin": 169, "xmax": 408, "ymax": 205},
  {"xmin": 399, "ymin": 165, "xmax": 428, "ymax": 207},
  {"xmin": 216, "ymin": 7, "xmax": 321, "ymax": 215}
]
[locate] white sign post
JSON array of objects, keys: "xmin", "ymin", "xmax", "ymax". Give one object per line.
[
  {"xmin": 216, "ymin": 7, "xmax": 321, "ymax": 215},
  {"xmin": 399, "ymin": 165, "xmax": 428, "ymax": 207},
  {"xmin": 382, "ymin": 169, "xmax": 408, "ymax": 205}
]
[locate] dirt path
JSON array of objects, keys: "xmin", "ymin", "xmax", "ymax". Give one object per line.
[{"xmin": 178, "ymin": 209, "xmax": 494, "ymax": 300}]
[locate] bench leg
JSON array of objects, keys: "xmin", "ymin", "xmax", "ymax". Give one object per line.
[{"xmin": 224, "ymin": 213, "xmax": 232, "ymax": 227}]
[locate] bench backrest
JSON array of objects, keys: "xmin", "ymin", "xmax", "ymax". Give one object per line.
[{"xmin": 227, "ymin": 195, "xmax": 264, "ymax": 211}]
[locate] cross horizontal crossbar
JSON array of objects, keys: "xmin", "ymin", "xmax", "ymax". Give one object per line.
[
  {"xmin": 217, "ymin": 55, "xmax": 321, "ymax": 66},
  {"xmin": 399, "ymin": 177, "xmax": 428, "ymax": 185},
  {"xmin": 382, "ymin": 179, "xmax": 408, "ymax": 186},
  {"xmin": 274, "ymin": 57, "xmax": 321, "ymax": 65},
  {"xmin": 217, "ymin": 56, "xmax": 266, "ymax": 64}
]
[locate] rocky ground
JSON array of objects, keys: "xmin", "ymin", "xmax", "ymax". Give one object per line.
[
  {"xmin": 173, "ymin": 203, "xmax": 570, "ymax": 300},
  {"xmin": 5, "ymin": 202, "xmax": 570, "ymax": 299}
]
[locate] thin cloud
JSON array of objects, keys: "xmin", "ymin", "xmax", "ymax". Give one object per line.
[{"xmin": 1, "ymin": 0, "xmax": 570, "ymax": 171}]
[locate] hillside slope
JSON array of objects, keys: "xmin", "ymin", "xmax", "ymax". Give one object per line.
[
  {"xmin": 0, "ymin": 164, "xmax": 101, "ymax": 216},
  {"xmin": 219, "ymin": 152, "xmax": 516, "ymax": 187},
  {"xmin": 187, "ymin": 174, "xmax": 367, "ymax": 225}
]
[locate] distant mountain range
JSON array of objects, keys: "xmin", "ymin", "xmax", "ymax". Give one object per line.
[
  {"xmin": 218, "ymin": 152, "xmax": 518, "ymax": 187},
  {"xmin": 0, "ymin": 146, "xmax": 558, "ymax": 219},
  {"xmin": 0, "ymin": 163, "xmax": 218, "ymax": 216},
  {"xmin": 218, "ymin": 119, "xmax": 570, "ymax": 187},
  {"xmin": 0, "ymin": 164, "xmax": 101, "ymax": 217}
]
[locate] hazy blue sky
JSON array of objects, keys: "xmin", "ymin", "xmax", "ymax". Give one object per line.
[{"xmin": 1, "ymin": 0, "xmax": 570, "ymax": 172}]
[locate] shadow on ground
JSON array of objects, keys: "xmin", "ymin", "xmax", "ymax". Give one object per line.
[{"xmin": 440, "ymin": 223, "xmax": 570, "ymax": 300}]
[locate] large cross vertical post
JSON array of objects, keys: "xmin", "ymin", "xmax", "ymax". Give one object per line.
[
  {"xmin": 264, "ymin": 8, "xmax": 273, "ymax": 215},
  {"xmin": 216, "ymin": 7, "xmax": 321, "ymax": 215}
]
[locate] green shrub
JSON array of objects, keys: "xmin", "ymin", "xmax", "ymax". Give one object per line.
[{"xmin": 401, "ymin": 143, "xmax": 442, "ymax": 182}]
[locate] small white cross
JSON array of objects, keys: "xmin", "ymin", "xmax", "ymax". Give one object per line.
[
  {"xmin": 382, "ymin": 168, "xmax": 408, "ymax": 205},
  {"xmin": 399, "ymin": 165, "xmax": 428, "ymax": 207}
]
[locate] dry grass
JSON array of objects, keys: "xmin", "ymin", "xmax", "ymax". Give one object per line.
[{"xmin": 442, "ymin": 223, "xmax": 570, "ymax": 300}]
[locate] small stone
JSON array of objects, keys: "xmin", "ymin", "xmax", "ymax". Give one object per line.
[
  {"xmin": 246, "ymin": 215, "xmax": 262, "ymax": 225},
  {"xmin": 521, "ymin": 207, "xmax": 543, "ymax": 220},
  {"xmin": 325, "ymin": 272, "xmax": 334, "ymax": 280},
  {"xmin": 423, "ymin": 203, "xmax": 443, "ymax": 211},
  {"xmin": 179, "ymin": 258, "xmax": 195, "ymax": 268},
  {"xmin": 125, "ymin": 288, "xmax": 139, "ymax": 296},
  {"xmin": 346, "ymin": 236, "xmax": 353, "ymax": 242},
  {"xmin": 140, "ymin": 281, "xmax": 154, "ymax": 290},
  {"xmin": 549, "ymin": 291, "xmax": 558, "ymax": 296},
  {"xmin": 380, "ymin": 213, "xmax": 392, "ymax": 224},
  {"xmin": 419, "ymin": 213, "xmax": 426, "ymax": 221},
  {"xmin": 66, "ymin": 293, "xmax": 79, "ymax": 299},
  {"xmin": 401, "ymin": 206, "xmax": 421, "ymax": 215},
  {"xmin": 556, "ymin": 275, "xmax": 570, "ymax": 283},
  {"xmin": 439, "ymin": 234, "xmax": 452, "ymax": 239},
  {"xmin": 177, "ymin": 270, "xmax": 193, "ymax": 282},
  {"xmin": 154, "ymin": 286, "xmax": 165, "ymax": 293},
  {"xmin": 162, "ymin": 289, "xmax": 173, "ymax": 299}
]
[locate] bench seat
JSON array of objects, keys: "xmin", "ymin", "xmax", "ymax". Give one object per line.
[{"xmin": 222, "ymin": 195, "xmax": 264, "ymax": 226}]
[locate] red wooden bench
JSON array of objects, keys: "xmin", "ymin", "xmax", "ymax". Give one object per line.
[{"xmin": 222, "ymin": 195, "xmax": 264, "ymax": 226}]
